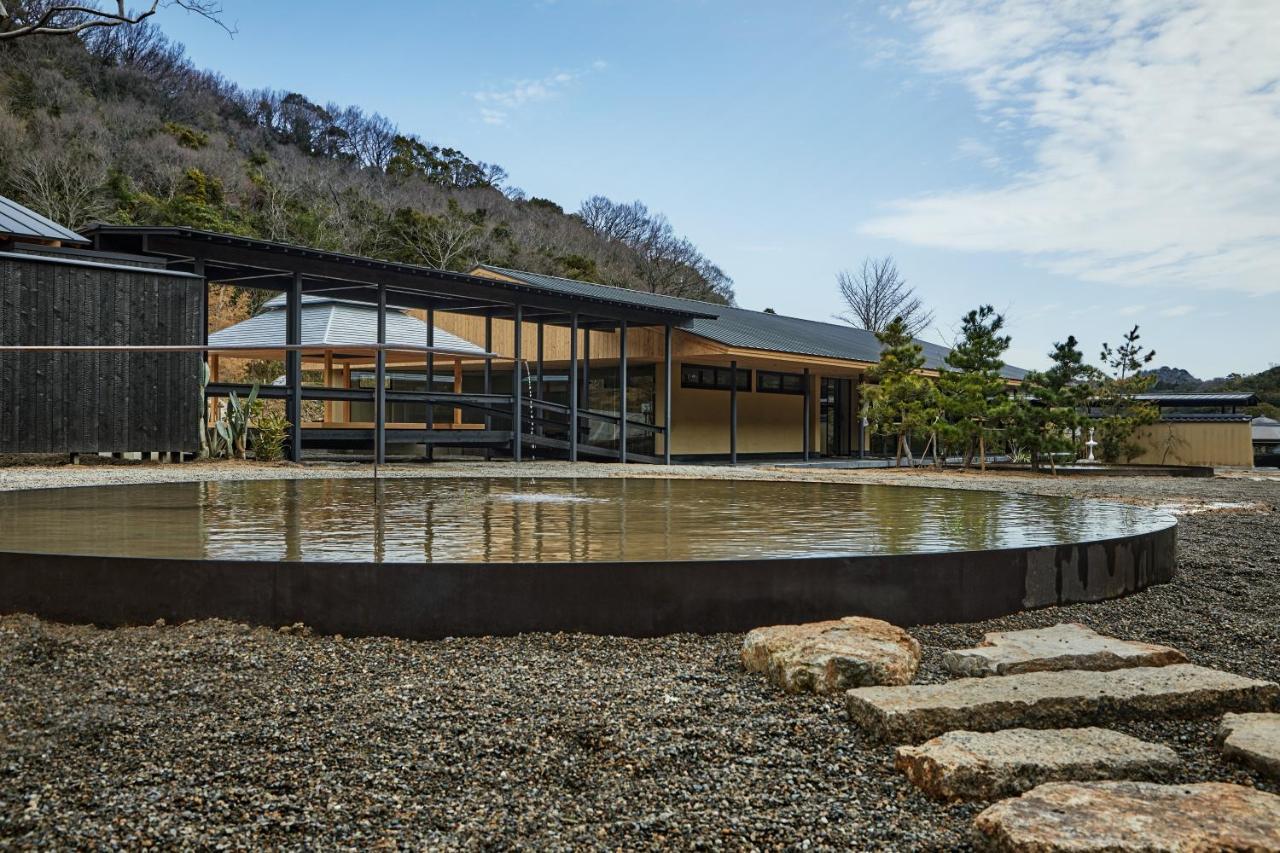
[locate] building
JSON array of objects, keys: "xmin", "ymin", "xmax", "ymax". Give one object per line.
[
  {"xmin": 1252, "ymin": 417, "xmax": 1280, "ymax": 467},
  {"xmin": 1125, "ymin": 393, "xmax": 1259, "ymax": 468}
]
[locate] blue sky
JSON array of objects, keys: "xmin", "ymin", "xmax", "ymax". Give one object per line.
[{"xmin": 163, "ymin": 1, "xmax": 1280, "ymax": 377}]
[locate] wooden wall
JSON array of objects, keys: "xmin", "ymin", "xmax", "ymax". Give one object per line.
[
  {"xmin": 0, "ymin": 253, "xmax": 202, "ymax": 454},
  {"xmin": 1129, "ymin": 420, "xmax": 1254, "ymax": 467}
]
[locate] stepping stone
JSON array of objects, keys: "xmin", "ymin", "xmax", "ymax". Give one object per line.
[
  {"xmin": 741, "ymin": 616, "xmax": 921, "ymax": 694},
  {"xmin": 1218, "ymin": 712, "xmax": 1280, "ymax": 778},
  {"xmin": 972, "ymin": 781, "xmax": 1280, "ymax": 852},
  {"xmin": 895, "ymin": 727, "xmax": 1179, "ymax": 801},
  {"xmin": 942, "ymin": 622, "xmax": 1187, "ymax": 678},
  {"xmin": 845, "ymin": 664, "xmax": 1279, "ymax": 743}
]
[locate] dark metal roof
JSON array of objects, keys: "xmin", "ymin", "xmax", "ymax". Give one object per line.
[
  {"xmin": 1157, "ymin": 413, "xmax": 1253, "ymax": 423},
  {"xmin": 479, "ymin": 265, "xmax": 1027, "ymax": 379},
  {"xmin": 1135, "ymin": 391, "xmax": 1259, "ymax": 406},
  {"xmin": 0, "ymin": 195, "xmax": 87, "ymax": 244},
  {"xmin": 210, "ymin": 295, "xmax": 485, "ymax": 356},
  {"xmin": 83, "ymin": 225, "xmax": 711, "ymax": 324},
  {"xmin": 1252, "ymin": 417, "xmax": 1280, "ymax": 442}
]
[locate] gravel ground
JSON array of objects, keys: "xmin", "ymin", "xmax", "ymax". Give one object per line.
[{"xmin": 0, "ymin": 462, "xmax": 1277, "ymax": 850}]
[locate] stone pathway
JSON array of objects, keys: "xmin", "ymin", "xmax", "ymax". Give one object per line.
[
  {"xmin": 972, "ymin": 781, "xmax": 1280, "ymax": 852},
  {"xmin": 942, "ymin": 622, "xmax": 1187, "ymax": 678},
  {"xmin": 845, "ymin": 663, "xmax": 1278, "ymax": 743},
  {"xmin": 740, "ymin": 616, "xmax": 920, "ymax": 695},
  {"xmin": 1218, "ymin": 712, "xmax": 1280, "ymax": 779},
  {"xmin": 894, "ymin": 727, "xmax": 1178, "ymax": 801}
]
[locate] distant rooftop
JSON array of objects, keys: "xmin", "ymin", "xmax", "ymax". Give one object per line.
[
  {"xmin": 0, "ymin": 195, "xmax": 87, "ymax": 245},
  {"xmin": 1134, "ymin": 391, "xmax": 1259, "ymax": 407}
]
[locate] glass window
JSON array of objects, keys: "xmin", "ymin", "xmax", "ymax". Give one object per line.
[
  {"xmin": 757, "ymin": 370, "xmax": 804, "ymax": 395},
  {"xmin": 680, "ymin": 363, "xmax": 750, "ymax": 391}
]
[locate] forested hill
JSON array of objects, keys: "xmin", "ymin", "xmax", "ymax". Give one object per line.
[
  {"xmin": 0, "ymin": 23, "xmax": 734, "ymax": 305},
  {"xmin": 1146, "ymin": 364, "xmax": 1280, "ymax": 418}
]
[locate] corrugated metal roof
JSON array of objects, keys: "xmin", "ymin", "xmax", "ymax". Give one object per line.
[
  {"xmin": 1135, "ymin": 392, "xmax": 1260, "ymax": 406},
  {"xmin": 209, "ymin": 297, "xmax": 485, "ymax": 355},
  {"xmin": 0, "ymin": 195, "xmax": 87, "ymax": 244},
  {"xmin": 1252, "ymin": 417, "xmax": 1280, "ymax": 442},
  {"xmin": 478, "ymin": 265, "xmax": 1026, "ymax": 379}
]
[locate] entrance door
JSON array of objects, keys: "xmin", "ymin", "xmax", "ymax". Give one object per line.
[{"xmin": 820, "ymin": 378, "xmax": 853, "ymax": 456}]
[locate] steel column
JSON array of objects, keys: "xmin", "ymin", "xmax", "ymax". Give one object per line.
[
  {"xmin": 286, "ymin": 271, "xmax": 303, "ymax": 462},
  {"xmin": 483, "ymin": 312, "xmax": 493, "ymax": 459},
  {"xmin": 569, "ymin": 313, "xmax": 579, "ymax": 462},
  {"xmin": 425, "ymin": 307, "xmax": 434, "ymax": 461},
  {"xmin": 512, "ymin": 304, "xmax": 522, "ymax": 462},
  {"xmin": 802, "ymin": 367, "xmax": 811, "ymax": 461},
  {"xmin": 536, "ymin": 319, "xmax": 545, "ymax": 438},
  {"xmin": 729, "ymin": 359, "xmax": 738, "ymax": 465},
  {"xmin": 663, "ymin": 324, "xmax": 673, "ymax": 466},
  {"xmin": 375, "ymin": 283, "xmax": 387, "ymax": 465},
  {"xmin": 618, "ymin": 320, "xmax": 628, "ymax": 464}
]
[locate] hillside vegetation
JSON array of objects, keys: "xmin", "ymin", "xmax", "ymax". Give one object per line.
[
  {"xmin": 1147, "ymin": 364, "xmax": 1280, "ymax": 419},
  {"xmin": 0, "ymin": 23, "xmax": 734, "ymax": 306}
]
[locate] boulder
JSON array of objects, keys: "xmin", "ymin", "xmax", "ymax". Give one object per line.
[
  {"xmin": 943, "ymin": 622, "xmax": 1187, "ymax": 678},
  {"xmin": 896, "ymin": 727, "xmax": 1179, "ymax": 801},
  {"xmin": 845, "ymin": 664, "xmax": 1279, "ymax": 743},
  {"xmin": 1218, "ymin": 712, "xmax": 1280, "ymax": 778},
  {"xmin": 741, "ymin": 616, "xmax": 920, "ymax": 694},
  {"xmin": 972, "ymin": 781, "xmax": 1280, "ymax": 852}
]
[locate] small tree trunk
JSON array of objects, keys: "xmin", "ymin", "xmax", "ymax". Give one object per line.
[{"xmin": 979, "ymin": 432, "xmax": 986, "ymax": 472}]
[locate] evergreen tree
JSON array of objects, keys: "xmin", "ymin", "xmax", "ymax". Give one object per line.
[
  {"xmin": 937, "ymin": 305, "xmax": 1011, "ymax": 470},
  {"xmin": 863, "ymin": 316, "xmax": 941, "ymax": 467},
  {"xmin": 1008, "ymin": 335, "xmax": 1094, "ymax": 472},
  {"xmin": 1095, "ymin": 325, "xmax": 1159, "ymax": 462}
]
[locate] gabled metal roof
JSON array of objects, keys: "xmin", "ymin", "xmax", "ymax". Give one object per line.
[
  {"xmin": 209, "ymin": 295, "xmax": 485, "ymax": 356},
  {"xmin": 1252, "ymin": 417, "xmax": 1280, "ymax": 442},
  {"xmin": 1134, "ymin": 392, "xmax": 1259, "ymax": 407},
  {"xmin": 477, "ymin": 265, "xmax": 1027, "ymax": 379},
  {"xmin": 0, "ymin": 195, "xmax": 88, "ymax": 244}
]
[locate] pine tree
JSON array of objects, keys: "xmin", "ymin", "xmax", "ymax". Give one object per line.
[
  {"xmin": 1095, "ymin": 325, "xmax": 1159, "ymax": 462},
  {"xmin": 863, "ymin": 316, "xmax": 941, "ymax": 467},
  {"xmin": 937, "ymin": 305, "xmax": 1011, "ymax": 471},
  {"xmin": 1009, "ymin": 335, "xmax": 1094, "ymax": 472}
]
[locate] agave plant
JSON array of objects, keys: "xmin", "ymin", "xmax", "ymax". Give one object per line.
[{"xmin": 208, "ymin": 384, "xmax": 260, "ymax": 459}]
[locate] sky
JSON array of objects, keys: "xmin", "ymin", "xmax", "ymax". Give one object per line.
[{"xmin": 161, "ymin": 0, "xmax": 1280, "ymax": 378}]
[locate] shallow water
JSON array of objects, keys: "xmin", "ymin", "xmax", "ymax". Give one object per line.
[{"xmin": 0, "ymin": 477, "xmax": 1173, "ymax": 563}]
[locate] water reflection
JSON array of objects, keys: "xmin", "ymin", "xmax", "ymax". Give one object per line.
[{"xmin": 0, "ymin": 478, "xmax": 1172, "ymax": 564}]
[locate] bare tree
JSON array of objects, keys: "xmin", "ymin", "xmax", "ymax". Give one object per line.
[
  {"xmin": 836, "ymin": 256, "xmax": 934, "ymax": 338},
  {"xmin": 0, "ymin": 0, "xmax": 229, "ymax": 40}
]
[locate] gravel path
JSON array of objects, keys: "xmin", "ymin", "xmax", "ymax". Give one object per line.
[{"xmin": 0, "ymin": 463, "xmax": 1277, "ymax": 849}]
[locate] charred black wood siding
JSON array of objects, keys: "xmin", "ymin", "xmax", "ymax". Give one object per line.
[{"xmin": 0, "ymin": 253, "xmax": 202, "ymax": 454}]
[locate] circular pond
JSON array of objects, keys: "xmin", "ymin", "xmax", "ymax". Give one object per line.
[{"xmin": 0, "ymin": 477, "xmax": 1177, "ymax": 637}]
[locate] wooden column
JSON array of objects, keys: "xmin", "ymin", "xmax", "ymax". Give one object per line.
[
  {"xmin": 618, "ymin": 320, "xmax": 628, "ymax": 464},
  {"xmin": 375, "ymin": 283, "xmax": 387, "ymax": 465},
  {"xmin": 453, "ymin": 359, "xmax": 463, "ymax": 426},
  {"xmin": 323, "ymin": 350, "xmax": 334, "ymax": 425},
  {"xmin": 802, "ymin": 367, "xmax": 811, "ymax": 461},
  {"xmin": 729, "ymin": 359, "xmax": 738, "ymax": 465},
  {"xmin": 512, "ymin": 304, "xmax": 522, "ymax": 462},
  {"xmin": 286, "ymin": 271, "xmax": 302, "ymax": 463},
  {"xmin": 663, "ymin": 324, "xmax": 673, "ymax": 466},
  {"xmin": 569, "ymin": 313, "xmax": 579, "ymax": 462}
]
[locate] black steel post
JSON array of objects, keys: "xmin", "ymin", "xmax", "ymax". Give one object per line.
[
  {"xmin": 802, "ymin": 367, "xmax": 811, "ymax": 461},
  {"xmin": 512, "ymin": 304, "xmax": 523, "ymax": 462},
  {"xmin": 286, "ymin": 271, "xmax": 303, "ymax": 463},
  {"xmin": 729, "ymin": 359, "xmax": 738, "ymax": 465},
  {"xmin": 375, "ymin": 283, "xmax": 387, "ymax": 466},
  {"xmin": 536, "ymin": 319, "xmax": 544, "ymax": 438},
  {"xmin": 663, "ymin": 324, "xmax": 673, "ymax": 466},
  {"xmin": 425, "ymin": 307, "xmax": 434, "ymax": 462},
  {"xmin": 582, "ymin": 325, "xmax": 591, "ymax": 448},
  {"xmin": 483, "ymin": 312, "xmax": 493, "ymax": 459},
  {"xmin": 618, "ymin": 320, "xmax": 628, "ymax": 464},
  {"xmin": 569, "ymin": 313, "xmax": 579, "ymax": 462}
]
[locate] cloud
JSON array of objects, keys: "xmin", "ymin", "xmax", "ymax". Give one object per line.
[
  {"xmin": 1159, "ymin": 304, "xmax": 1195, "ymax": 317},
  {"xmin": 860, "ymin": 1, "xmax": 1280, "ymax": 295},
  {"xmin": 472, "ymin": 61, "xmax": 607, "ymax": 126}
]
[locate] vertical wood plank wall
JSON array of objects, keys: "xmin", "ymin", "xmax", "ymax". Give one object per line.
[{"xmin": 0, "ymin": 254, "xmax": 202, "ymax": 454}]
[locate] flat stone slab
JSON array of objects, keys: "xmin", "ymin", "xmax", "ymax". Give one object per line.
[
  {"xmin": 972, "ymin": 781, "xmax": 1280, "ymax": 852},
  {"xmin": 742, "ymin": 616, "xmax": 920, "ymax": 694},
  {"xmin": 846, "ymin": 664, "xmax": 1279, "ymax": 743},
  {"xmin": 1218, "ymin": 712, "xmax": 1280, "ymax": 778},
  {"xmin": 943, "ymin": 622, "xmax": 1187, "ymax": 678},
  {"xmin": 896, "ymin": 727, "xmax": 1179, "ymax": 801}
]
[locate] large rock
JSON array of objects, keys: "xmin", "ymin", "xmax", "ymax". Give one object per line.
[
  {"xmin": 943, "ymin": 622, "xmax": 1187, "ymax": 678},
  {"xmin": 972, "ymin": 781, "xmax": 1280, "ymax": 852},
  {"xmin": 895, "ymin": 727, "xmax": 1178, "ymax": 801},
  {"xmin": 1218, "ymin": 712, "xmax": 1280, "ymax": 778},
  {"xmin": 741, "ymin": 616, "xmax": 921, "ymax": 694},
  {"xmin": 845, "ymin": 664, "xmax": 1279, "ymax": 743}
]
